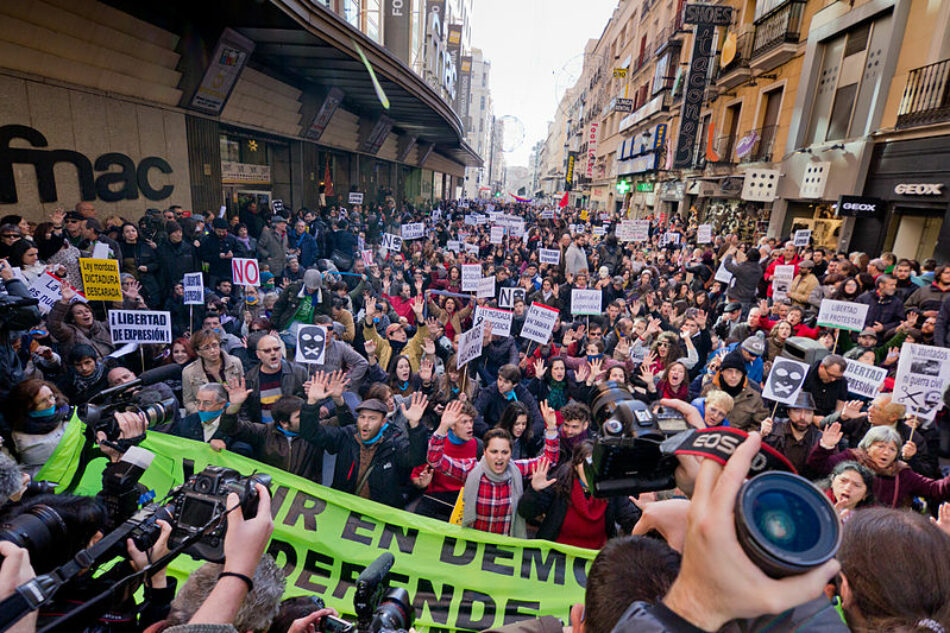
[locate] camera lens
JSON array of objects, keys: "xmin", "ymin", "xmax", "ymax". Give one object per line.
[
  {"xmin": 735, "ymin": 472, "xmax": 840, "ymax": 578},
  {"xmin": 0, "ymin": 504, "xmax": 68, "ymax": 573}
]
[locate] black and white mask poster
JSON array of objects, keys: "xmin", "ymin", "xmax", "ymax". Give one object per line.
[
  {"xmin": 762, "ymin": 357, "xmax": 810, "ymax": 405},
  {"xmin": 893, "ymin": 343, "xmax": 950, "ymax": 421},
  {"xmin": 295, "ymin": 325, "xmax": 328, "ymax": 364}
]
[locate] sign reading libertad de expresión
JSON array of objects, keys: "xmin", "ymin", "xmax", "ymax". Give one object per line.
[{"xmin": 673, "ymin": 4, "xmax": 733, "ymax": 168}]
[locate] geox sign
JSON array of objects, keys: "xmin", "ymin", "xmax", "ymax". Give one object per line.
[
  {"xmin": 894, "ymin": 183, "xmax": 943, "ymax": 195},
  {"xmin": 836, "ymin": 195, "xmax": 883, "ymax": 218}
]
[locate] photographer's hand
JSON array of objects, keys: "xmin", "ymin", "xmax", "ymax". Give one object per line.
[
  {"xmin": 98, "ymin": 412, "xmax": 147, "ymax": 462},
  {"xmin": 127, "ymin": 519, "xmax": 172, "ymax": 588},
  {"xmin": 0, "ymin": 542, "xmax": 37, "ymax": 633},
  {"xmin": 662, "ymin": 433, "xmax": 839, "ymax": 631},
  {"xmin": 288, "ymin": 607, "xmax": 340, "ymax": 633}
]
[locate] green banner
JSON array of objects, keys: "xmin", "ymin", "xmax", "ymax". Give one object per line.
[{"xmin": 37, "ymin": 424, "xmax": 594, "ymax": 632}]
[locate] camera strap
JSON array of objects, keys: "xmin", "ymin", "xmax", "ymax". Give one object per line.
[{"xmin": 662, "ymin": 427, "xmax": 797, "ymax": 475}]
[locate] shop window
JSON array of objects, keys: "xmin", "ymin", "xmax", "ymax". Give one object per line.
[{"xmin": 827, "ymin": 83, "xmax": 858, "ymax": 141}]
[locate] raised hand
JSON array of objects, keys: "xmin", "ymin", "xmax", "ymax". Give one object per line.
[
  {"xmin": 589, "ymin": 357, "xmax": 604, "ymax": 382},
  {"xmin": 639, "ymin": 363, "xmax": 655, "ymax": 386},
  {"xmin": 533, "ymin": 358, "xmax": 547, "ymax": 379},
  {"xmin": 695, "ymin": 309, "xmax": 708, "ymax": 329},
  {"xmin": 539, "ymin": 400, "xmax": 558, "ymax": 431},
  {"xmin": 439, "ymin": 399, "xmax": 464, "ymax": 434},
  {"xmin": 400, "ymin": 391, "xmax": 429, "ymax": 428},
  {"xmin": 364, "ymin": 338, "xmax": 377, "ymax": 356},
  {"xmin": 307, "ymin": 371, "xmax": 330, "ymax": 404},
  {"xmin": 412, "ymin": 466, "xmax": 434, "ymax": 489},
  {"xmin": 327, "ymin": 370, "xmax": 350, "ymax": 400},
  {"xmin": 411, "ymin": 296, "xmax": 425, "ymax": 319},
  {"xmin": 933, "ymin": 503, "xmax": 950, "ymax": 537},
  {"xmin": 124, "ymin": 278, "xmax": 142, "ymax": 300},
  {"xmin": 530, "ymin": 457, "xmax": 557, "ymax": 491},
  {"xmin": 418, "ymin": 357, "xmax": 435, "ymax": 382},
  {"xmin": 422, "ymin": 337, "xmax": 436, "ymax": 356},
  {"xmin": 820, "ymin": 421, "xmax": 843, "ymax": 450},
  {"xmin": 840, "ymin": 400, "xmax": 864, "ymax": 420},
  {"xmin": 60, "ymin": 280, "xmax": 76, "ymax": 303},
  {"xmin": 562, "ymin": 329, "xmax": 575, "ymax": 348},
  {"xmin": 575, "ymin": 363, "xmax": 591, "ymax": 384},
  {"xmin": 225, "ymin": 376, "xmax": 253, "ymax": 407}
]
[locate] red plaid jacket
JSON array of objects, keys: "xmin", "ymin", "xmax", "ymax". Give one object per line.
[{"xmin": 427, "ymin": 431, "xmax": 559, "ymax": 535}]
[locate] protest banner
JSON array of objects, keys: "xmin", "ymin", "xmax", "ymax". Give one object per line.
[
  {"xmin": 456, "ymin": 325, "xmax": 484, "ymax": 369},
  {"xmin": 381, "ymin": 233, "xmax": 403, "ymax": 252},
  {"xmin": 28, "ymin": 272, "xmax": 85, "ymax": 315},
  {"xmin": 91, "ymin": 241, "xmax": 111, "ymax": 259},
  {"xmin": 446, "ymin": 240, "xmax": 460, "ymax": 253},
  {"xmin": 461, "ymin": 264, "xmax": 481, "ymax": 292},
  {"xmin": 402, "ymin": 223, "xmax": 425, "ymax": 240},
  {"xmin": 79, "ymin": 257, "xmax": 122, "ymax": 301},
  {"xmin": 793, "ymin": 229, "xmax": 812, "ymax": 247},
  {"xmin": 592, "ymin": 226, "xmax": 606, "ymax": 237},
  {"xmin": 108, "ymin": 310, "xmax": 172, "ymax": 344},
  {"xmin": 348, "ymin": 192, "xmax": 364, "ymax": 204},
  {"xmin": 771, "ymin": 265, "xmax": 795, "ymax": 302},
  {"xmin": 714, "ymin": 260, "xmax": 734, "ymax": 284},
  {"xmin": 616, "ymin": 221, "xmax": 635, "ymax": 242},
  {"xmin": 631, "ymin": 220, "xmax": 650, "ymax": 242},
  {"xmin": 498, "ymin": 287, "xmax": 526, "ymax": 309},
  {"xmin": 762, "ymin": 357, "xmax": 810, "ymax": 405},
  {"xmin": 37, "ymin": 427, "xmax": 592, "ymax": 633},
  {"xmin": 521, "ymin": 302, "xmax": 560, "ymax": 344},
  {"xmin": 295, "ymin": 325, "xmax": 328, "ymax": 364},
  {"xmin": 490, "ymin": 226, "xmax": 505, "ymax": 244},
  {"xmin": 892, "ymin": 343, "xmax": 950, "ymax": 421},
  {"xmin": 183, "ymin": 272, "xmax": 204, "ymax": 305},
  {"xmin": 232, "ymin": 257, "xmax": 261, "ymax": 287},
  {"xmin": 464, "ymin": 214, "xmax": 477, "ymax": 226},
  {"xmin": 697, "ymin": 224, "xmax": 712, "ymax": 244},
  {"xmin": 844, "ymin": 360, "xmax": 888, "ymax": 399},
  {"xmin": 464, "ymin": 243, "xmax": 479, "ymax": 256},
  {"xmin": 571, "ymin": 289, "xmax": 602, "ymax": 315},
  {"xmin": 540, "ymin": 209, "xmax": 555, "ymax": 219},
  {"xmin": 361, "ymin": 250, "xmax": 375, "ymax": 267},
  {"xmin": 477, "ymin": 276, "xmax": 495, "ymax": 299},
  {"xmin": 474, "ymin": 306, "xmax": 513, "ymax": 337},
  {"xmin": 538, "ymin": 248, "xmax": 560, "ymax": 265},
  {"xmin": 816, "ymin": 299, "xmax": 868, "ymax": 332}
]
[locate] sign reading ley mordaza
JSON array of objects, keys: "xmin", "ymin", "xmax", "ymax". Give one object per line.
[{"xmin": 0, "ymin": 124, "xmax": 177, "ymax": 208}]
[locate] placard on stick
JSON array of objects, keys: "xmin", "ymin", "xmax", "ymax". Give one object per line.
[
  {"xmin": 498, "ymin": 287, "xmax": 526, "ymax": 309},
  {"xmin": 183, "ymin": 272, "xmax": 204, "ymax": 305},
  {"xmin": 231, "ymin": 258, "xmax": 260, "ymax": 287},
  {"xmin": 295, "ymin": 325, "xmax": 328, "ymax": 364},
  {"xmin": 521, "ymin": 302, "xmax": 560, "ymax": 345},
  {"xmin": 456, "ymin": 325, "xmax": 484, "ymax": 369},
  {"xmin": 816, "ymin": 299, "xmax": 868, "ymax": 332},
  {"xmin": 571, "ymin": 288, "xmax": 602, "ymax": 315},
  {"xmin": 461, "ymin": 264, "xmax": 481, "ymax": 292},
  {"xmin": 381, "ymin": 233, "xmax": 403, "ymax": 252},
  {"xmin": 538, "ymin": 248, "xmax": 561, "ymax": 265},
  {"xmin": 762, "ymin": 357, "xmax": 810, "ymax": 405},
  {"xmin": 79, "ymin": 258, "xmax": 122, "ymax": 301},
  {"xmin": 474, "ymin": 306, "xmax": 513, "ymax": 337},
  {"xmin": 108, "ymin": 310, "xmax": 172, "ymax": 344}
]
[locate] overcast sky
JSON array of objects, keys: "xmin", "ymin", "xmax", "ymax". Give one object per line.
[{"xmin": 470, "ymin": 0, "xmax": 618, "ymax": 168}]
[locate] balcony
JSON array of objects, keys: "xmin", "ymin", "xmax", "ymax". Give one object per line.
[
  {"xmin": 717, "ymin": 32, "xmax": 754, "ymax": 90},
  {"xmin": 736, "ymin": 125, "xmax": 778, "ymax": 163},
  {"xmin": 751, "ymin": 0, "xmax": 805, "ymax": 72},
  {"xmin": 896, "ymin": 58, "xmax": 950, "ymax": 128},
  {"xmin": 708, "ymin": 135, "xmax": 739, "ymax": 164}
]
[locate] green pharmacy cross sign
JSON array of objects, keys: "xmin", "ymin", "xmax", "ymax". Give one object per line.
[{"xmin": 616, "ymin": 180, "xmax": 631, "ymax": 195}]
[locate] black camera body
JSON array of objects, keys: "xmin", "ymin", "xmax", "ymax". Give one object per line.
[
  {"xmin": 80, "ymin": 395, "xmax": 177, "ymax": 450},
  {"xmin": 168, "ymin": 466, "xmax": 272, "ymax": 562},
  {"xmin": 585, "ymin": 383, "xmax": 690, "ymax": 497}
]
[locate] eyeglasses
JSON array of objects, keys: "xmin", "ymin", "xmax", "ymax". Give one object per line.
[
  {"xmin": 258, "ymin": 347, "xmax": 281, "ymax": 353},
  {"xmin": 196, "ymin": 399, "xmax": 223, "ymax": 408}
]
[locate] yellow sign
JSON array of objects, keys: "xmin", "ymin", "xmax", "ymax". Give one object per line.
[
  {"xmin": 79, "ymin": 258, "xmax": 122, "ymax": 301},
  {"xmin": 580, "ymin": 209, "xmax": 589, "ymax": 220},
  {"xmin": 721, "ymin": 32, "xmax": 737, "ymax": 67},
  {"xmin": 613, "ymin": 68, "xmax": 628, "ymax": 78}
]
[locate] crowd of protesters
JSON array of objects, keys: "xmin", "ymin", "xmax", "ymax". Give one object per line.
[{"xmin": 0, "ymin": 196, "xmax": 947, "ymax": 633}]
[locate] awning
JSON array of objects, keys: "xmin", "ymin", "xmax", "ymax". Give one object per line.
[{"xmin": 104, "ymin": 0, "xmax": 481, "ymax": 167}]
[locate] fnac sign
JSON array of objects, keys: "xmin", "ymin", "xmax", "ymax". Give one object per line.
[{"xmin": 0, "ymin": 125, "xmax": 174, "ymax": 205}]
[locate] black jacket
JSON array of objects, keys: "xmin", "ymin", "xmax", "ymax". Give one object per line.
[
  {"xmin": 723, "ymin": 255, "xmax": 763, "ymax": 303},
  {"xmin": 299, "ymin": 403, "xmax": 428, "ymax": 508},
  {"xmin": 518, "ymin": 480, "xmax": 640, "ymax": 541},
  {"xmin": 473, "ymin": 383, "xmax": 544, "ymax": 438}
]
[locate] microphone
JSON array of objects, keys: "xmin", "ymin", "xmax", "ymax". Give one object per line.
[{"xmin": 356, "ymin": 552, "xmax": 394, "ymax": 590}]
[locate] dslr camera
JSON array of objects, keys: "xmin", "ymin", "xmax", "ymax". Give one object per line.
[
  {"xmin": 167, "ymin": 466, "xmax": 272, "ymax": 562},
  {"xmin": 318, "ymin": 552, "xmax": 414, "ymax": 633},
  {"xmin": 80, "ymin": 379, "xmax": 178, "ymax": 452}
]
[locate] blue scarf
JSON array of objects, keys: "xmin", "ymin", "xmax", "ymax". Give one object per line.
[
  {"xmin": 504, "ymin": 390, "xmax": 518, "ymax": 402},
  {"xmin": 276, "ymin": 424, "xmax": 299, "ymax": 438},
  {"xmin": 198, "ymin": 408, "xmax": 225, "ymax": 423},
  {"xmin": 362, "ymin": 422, "xmax": 390, "ymax": 446},
  {"xmin": 28, "ymin": 405, "xmax": 56, "ymax": 418},
  {"xmin": 447, "ymin": 429, "xmax": 468, "ymax": 445}
]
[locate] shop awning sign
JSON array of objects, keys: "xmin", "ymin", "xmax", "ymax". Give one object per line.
[{"xmin": 836, "ymin": 195, "xmax": 884, "ymax": 217}]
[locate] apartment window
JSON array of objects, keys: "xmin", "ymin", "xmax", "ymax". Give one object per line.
[{"xmin": 480, "ymin": 95, "xmax": 486, "ymax": 110}]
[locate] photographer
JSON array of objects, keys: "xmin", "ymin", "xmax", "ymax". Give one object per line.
[{"xmin": 0, "ymin": 259, "xmax": 42, "ymax": 402}]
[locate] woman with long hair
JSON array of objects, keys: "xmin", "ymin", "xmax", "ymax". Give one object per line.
[
  {"xmin": 832, "ymin": 277, "xmax": 862, "ymax": 302},
  {"xmin": 388, "ymin": 354, "xmax": 421, "ymax": 397},
  {"xmin": 496, "ymin": 401, "xmax": 539, "ymax": 460},
  {"xmin": 117, "ymin": 223, "xmax": 160, "ymax": 304},
  {"xmin": 765, "ymin": 319, "xmax": 794, "ymax": 363},
  {"xmin": 427, "ymin": 294, "xmax": 472, "ymax": 342},
  {"xmin": 656, "ymin": 360, "xmax": 690, "ymax": 401},
  {"xmin": 518, "ymin": 441, "xmax": 640, "ymax": 548},
  {"xmin": 528, "ymin": 357, "xmax": 584, "ymax": 410},
  {"xmin": 167, "ymin": 337, "xmax": 197, "ymax": 367},
  {"xmin": 6, "ymin": 379, "xmax": 71, "ymax": 471},
  {"xmin": 820, "ymin": 460, "xmax": 875, "ymax": 520}
]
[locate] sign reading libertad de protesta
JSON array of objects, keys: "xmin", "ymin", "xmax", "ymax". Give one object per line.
[
  {"xmin": 673, "ymin": 4, "xmax": 734, "ymax": 168},
  {"xmin": 0, "ymin": 125, "xmax": 175, "ymax": 205}
]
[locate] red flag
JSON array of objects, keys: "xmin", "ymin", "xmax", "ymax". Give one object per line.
[
  {"xmin": 558, "ymin": 191, "xmax": 569, "ymax": 208},
  {"xmin": 323, "ymin": 161, "xmax": 335, "ymax": 197}
]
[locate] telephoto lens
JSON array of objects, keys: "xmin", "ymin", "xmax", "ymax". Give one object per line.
[
  {"xmin": 734, "ymin": 472, "xmax": 841, "ymax": 578},
  {"xmin": 0, "ymin": 505, "xmax": 68, "ymax": 572}
]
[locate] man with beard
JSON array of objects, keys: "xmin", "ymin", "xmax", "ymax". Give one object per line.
[
  {"xmin": 760, "ymin": 392, "xmax": 822, "ymax": 476},
  {"xmin": 557, "ymin": 402, "xmax": 591, "ymax": 463}
]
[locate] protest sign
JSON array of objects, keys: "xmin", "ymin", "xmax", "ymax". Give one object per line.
[
  {"xmin": 79, "ymin": 258, "xmax": 122, "ymax": 301},
  {"xmin": 521, "ymin": 302, "xmax": 560, "ymax": 344},
  {"xmin": 817, "ymin": 299, "xmax": 868, "ymax": 332},
  {"xmin": 295, "ymin": 325, "xmax": 328, "ymax": 364},
  {"xmin": 456, "ymin": 325, "xmax": 484, "ymax": 368},
  {"xmin": 91, "ymin": 241, "xmax": 111, "ymax": 259},
  {"xmin": 461, "ymin": 264, "xmax": 481, "ymax": 292},
  {"xmin": 892, "ymin": 343, "xmax": 950, "ymax": 421},
  {"xmin": 402, "ymin": 223, "xmax": 425, "ymax": 240},
  {"xmin": 771, "ymin": 265, "xmax": 795, "ymax": 302},
  {"xmin": 793, "ymin": 229, "xmax": 812, "ymax": 247},
  {"xmin": 540, "ymin": 209, "xmax": 555, "ymax": 219},
  {"xmin": 432, "ymin": 208, "xmax": 442, "ymax": 221},
  {"xmin": 464, "ymin": 243, "xmax": 479, "ymax": 256},
  {"xmin": 232, "ymin": 257, "xmax": 261, "ymax": 287},
  {"xmin": 38, "ymin": 428, "xmax": 592, "ymax": 633},
  {"xmin": 28, "ymin": 272, "xmax": 85, "ymax": 315},
  {"xmin": 631, "ymin": 220, "xmax": 650, "ymax": 242},
  {"xmin": 697, "ymin": 224, "xmax": 712, "ymax": 244},
  {"xmin": 108, "ymin": 310, "xmax": 172, "ymax": 344},
  {"xmin": 475, "ymin": 214, "xmax": 489, "ymax": 225},
  {"xmin": 498, "ymin": 287, "xmax": 526, "ymax": 309},
  {"xmin": 358, "ymin": 235, "xmax": 365, "ymax": 251},
  {"xmin": 446, "ymin": 240, "xmax": 460, "ymax": 253},
  {"xmin": 571, "ymin": 289, "xmax": 602, "ymax": 315},
  {"xmin": 474, "ymin": 306, "xmax": 513, "ymax": 337},
  {"xmin": 347, "ymin": 192, "xmax": 364, "ymax": 204},
  {"xmin": 272, "ymin": 199, "xmax": 285, "ymax": 213},
  {"xmin": 616, "ymin": 221, "xmax": 635, "ymax": 242},
  {"xmin": 381, "ymin": 233, "xmax": 403, "ymax": 252},
  {"xmin": 538, "ymin": 248, "xmax": 561, "ymax": 265},
  {"xmin": 361, "ymin": 250, "xmax": 374, "ymax": 267},
  {"xmin": 490, "ymin": 226, "xmax": 505, "ymax": 244},
  {"xmin": 592, "ymin": 225, "xmax": 606, "ymax": 237},
  {"xmin": 714, "ymin": 260, "xmax": 734, "ymax": 284},
  {"xmin": 762, "ymin": 357, "xmax": 810, "ymax": 405},
  {"xmin": 183, "ymin": 272, "xmax": 204, "ymax": 305},
  {"xmin": 477, "ymin": 276, "xmax": 495, "ymax": 299},
  {"xmin": 844, "ymin": 360, "xmax": 888, "ymax": 399},
  {"xmin": 664, "ymin": 232, "xmax": 680, "ymax": 245},
  {"xmin": 464, "ymin": 214, "xmax": 477, "ymax": 226}
]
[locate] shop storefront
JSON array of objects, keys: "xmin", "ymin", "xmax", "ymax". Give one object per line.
[
  {"xmin": 854, "ymin": 136, "xmax": 950, "ymax": 263},
  {"xmin": 783, "ymin": 201, "xmax": 843, "ymax": 251}
]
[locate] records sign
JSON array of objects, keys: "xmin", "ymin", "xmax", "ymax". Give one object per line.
[{"xmin": 565, "ymin": 153, "xmax": 577, "ymax": 191}]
